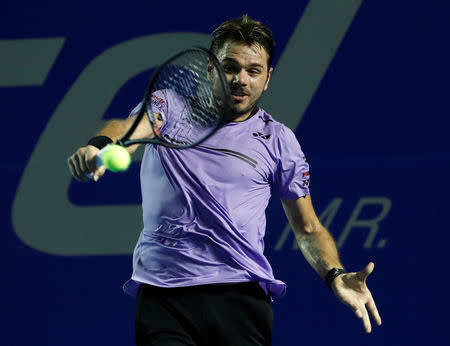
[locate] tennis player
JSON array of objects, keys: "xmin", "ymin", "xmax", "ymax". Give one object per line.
[{"xmin": 68, "ymin": 15, "xmax": 381, "ymax": 346}]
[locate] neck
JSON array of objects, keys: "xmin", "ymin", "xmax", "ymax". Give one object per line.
[{"xmin": 228, "ymin": 106, "xmax": 259, "ymax": 122}]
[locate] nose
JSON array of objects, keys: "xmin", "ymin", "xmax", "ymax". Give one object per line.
[{"xmin": 232, "ymin": 69, "xmax": 248, "ymax": 87}]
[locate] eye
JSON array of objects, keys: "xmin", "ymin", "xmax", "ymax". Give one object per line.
[
  {"xmin": 223, "ymin": 64, "xmax": 237, "ymax": 73},
  {"xmin": 247, "ymin": 69, "xmax": 261, "ymax": 76},
  {"xmin": 223, "ymin": 64, "xmax": 234, "ymax": 73},
  {"xmin": 222, "ymin": 61, "xmax": 240, "ymax": 74}
]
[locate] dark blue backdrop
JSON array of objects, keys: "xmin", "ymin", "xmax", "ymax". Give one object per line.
[{"xmin": 1, "ymin": 1, "xmax": 448, "ymax": 345}]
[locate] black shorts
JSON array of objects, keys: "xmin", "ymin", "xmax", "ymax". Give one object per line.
[{"xmin": 135, "ymin": 282, "xmax": 273, "ymax": 346}]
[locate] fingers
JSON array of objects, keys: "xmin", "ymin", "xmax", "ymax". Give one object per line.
[
  {"xmin": 68, "ymin": 157, "xmax": 88, "ymax": 182},
  {"xmin": 339, "ymin": 262, "xmax": 380, "ymax": 333},
  {"xmin": 354, "ymin": 305, "xmax": 372, "ymax": 333},
  {"xmin": 357, "ymin": 262, "xmax": 375, "ymax": 283},
  {"xmin": 68, "ymin": 150, "xmax": 89, "ymax": 181},
  {"xmin": 354, "ymin": 297, "xmax": 382, "ymax": 333},
  {"xmin": 92, "ymin": 165, "xmax": 106, "ymax": 182},
  {"xmin": 367, "ymin": 297, "xmax": 382, "ymax": 326},
  {"xmin": 350, "ymin": 292, "xmax": 381, "ymax": 333},
  {"xmin": 67, "ymin": 146, "xmax": 100, "ymax": 182},
  {"xmin": 85, "ymin": 145, "xmax": 100, "ymax": 172}
]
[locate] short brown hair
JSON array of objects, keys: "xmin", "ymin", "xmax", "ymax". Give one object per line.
[{"xmin": 210, "ymin": 14, "xmax": 275, "ymax": 68}]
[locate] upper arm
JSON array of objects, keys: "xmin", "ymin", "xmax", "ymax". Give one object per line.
[
  {"xmin": 125, "ymin": 112, "xmax": 163, "ymax": 141},
  {"xmin": 273, "ymin": 126, "xmax": 310, "ymax": 199},
  {"xmin": 100, "ymin": 112, "xmax": 162, "ymax": 154},
  {"xmin": 281, "ymin": 195, "xmax": 322, "ymax": 236},
  {"xmin": 124, "ymin": 90, "xmax": 168, "ymax": 145}
]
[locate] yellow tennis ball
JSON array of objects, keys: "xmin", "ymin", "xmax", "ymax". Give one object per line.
[{"xmin": 101, "ymin": 144, "xmax": 131, "ymax": 172}]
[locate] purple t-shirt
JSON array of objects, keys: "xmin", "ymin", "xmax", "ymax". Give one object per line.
[{"xmin": 123, "ymin": 90, "xmax": 310, "ymax": 298}]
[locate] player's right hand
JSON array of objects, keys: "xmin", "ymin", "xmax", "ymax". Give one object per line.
[{"xmin": 67, "ymin": 145, "xmax": 106, "ymax": 182}]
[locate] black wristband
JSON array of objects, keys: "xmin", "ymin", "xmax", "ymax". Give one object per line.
[
  {"xmin": 325, "ymin": 268, "xmax": 346, "ymax": 288},
  {"xmin": 87, "ymin": 136, "xmax": 113, "ymax": 149}
]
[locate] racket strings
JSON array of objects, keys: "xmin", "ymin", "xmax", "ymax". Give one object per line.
[{"xmin": 151, "ymin": 50, "xmax": 226, "ymax": 146}]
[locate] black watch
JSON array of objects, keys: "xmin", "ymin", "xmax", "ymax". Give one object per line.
[{"xmin": 325, "ymin": 268, "xmax": 346, "ymax": 288}]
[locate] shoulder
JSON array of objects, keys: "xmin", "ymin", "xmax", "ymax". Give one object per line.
[
  {"xmin": 251, "ymin": 109, "xmax": 285, "ymax": 137},
  {"xmin": 128, "ymin": 89, "xmax": 174, "ymax": 116},
  {"xmin": 256, "ymin": 109, "xmax": 308, "ymax": 165},
  {"xmin": 256, "ymin": 108, "xmax": 301, "ymax": 146}
]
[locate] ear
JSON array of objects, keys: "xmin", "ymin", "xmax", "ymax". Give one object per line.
[{"xmin": 263, "ymin": 67, "xmax": 273, "ymax": 91}]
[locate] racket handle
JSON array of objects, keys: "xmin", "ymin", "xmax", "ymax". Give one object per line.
[{"xmin": 85, "ymin": 145, "xmax": 109, "ymax": 179}]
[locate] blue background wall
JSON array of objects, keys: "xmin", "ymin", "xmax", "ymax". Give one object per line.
[{"xmin": 1, "ymin": 1, "xmax": 448, "ymax": 345}]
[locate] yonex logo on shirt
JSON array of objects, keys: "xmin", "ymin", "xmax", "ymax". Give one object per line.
[{"xmin": 252, "ymin": 132, "xmax": 271, "ymax": 140}]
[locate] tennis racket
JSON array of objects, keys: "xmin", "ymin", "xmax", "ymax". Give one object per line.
[{"xmin": 91, "ymin": 47, "xmax": 230, "ymax": 174}]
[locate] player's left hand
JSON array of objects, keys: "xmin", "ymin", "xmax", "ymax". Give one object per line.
[{"xmin": 331, "ymin": 262, "xmax": 382, "ymax": 333}]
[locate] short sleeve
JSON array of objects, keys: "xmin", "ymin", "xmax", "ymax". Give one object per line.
[
  {"xmin": 273, "ymin": 125, "xmax": 310, "ymax": 199},
  {"xmin": 128, "ymin": 90, "xmax": 169, "ymax": 118},
  {"xmin": 129, "ymin": 101, "xmax": 143, "ymax": 116}
]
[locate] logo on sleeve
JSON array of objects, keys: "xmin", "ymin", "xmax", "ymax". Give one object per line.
[
  {"xmin": 151, "ymin": 94, "xmax": 166, "ymax": 112},
  {"xmin": 301, "ymin": 171, "xmax": 310, "ymax": 187}
]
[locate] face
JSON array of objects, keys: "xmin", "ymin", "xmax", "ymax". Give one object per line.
[{"xmin": 215, "ymin": 41, "xmax": 273, "ymax": 121}]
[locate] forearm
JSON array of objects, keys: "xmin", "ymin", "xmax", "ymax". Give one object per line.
[
  {"xmin": 93, "ymin": 115, "xmax": 153, "ymax": 153},
  {"xmin": 96, "ymin": 119, "xmax": 131, "ymax": 142},
  {"xmin": 295, "ymin": 225, "xmax": 344, "ymax": 280},
  {"xmin": 69, "ymin": 115, "xmax": 151, "ymax": 181}
]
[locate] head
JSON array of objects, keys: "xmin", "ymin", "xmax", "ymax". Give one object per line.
[{"xmin": 210, "ymin": 15, "xmax": 274, "ymax": 121}]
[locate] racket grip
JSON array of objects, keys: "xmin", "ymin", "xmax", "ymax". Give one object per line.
[{"xmin": 85, "ymin": 145, "xmax": 109, "ymax": 179}]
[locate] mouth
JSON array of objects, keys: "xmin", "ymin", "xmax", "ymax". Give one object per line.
[{"xmin": 231, "ymin": 91, "xmax": 248, "ymax": 102}]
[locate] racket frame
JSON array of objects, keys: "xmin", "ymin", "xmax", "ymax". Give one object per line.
[{"xmin": 118, "ymin": 47, "xmax": 229, "ymax": 149}]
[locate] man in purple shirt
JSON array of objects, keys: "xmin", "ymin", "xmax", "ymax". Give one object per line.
[{"xmin": 68, "ymin": 15, "xmax": 381, "ymax": 346}]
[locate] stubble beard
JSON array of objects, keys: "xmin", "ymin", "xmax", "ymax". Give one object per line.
[{"xmin": 229, "ymin": 94, "xmax": 262, "ymax": 120}]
